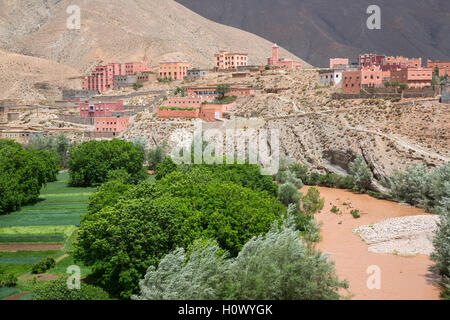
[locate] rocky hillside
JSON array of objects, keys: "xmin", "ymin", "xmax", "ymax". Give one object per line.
[
  {"xmin": 122, "ymin": 69, "xmax": 449, "ymax": 180},
  {"xmin": 176, "ymin": 0, "xmax": 450, "ymax": 67}
]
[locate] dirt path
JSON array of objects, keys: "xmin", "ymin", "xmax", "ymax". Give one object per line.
[
  {"xmin": 301, "ymin": 186, "xmax": 441, "ymax": 300},
  {"xmin": 0, "ymin": 244, "xmax": 63, "ymax": 252}
]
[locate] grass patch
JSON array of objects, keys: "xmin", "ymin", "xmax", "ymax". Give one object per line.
[
  {"xmin": 48, "ymin": 255, "xmax": 91, "ymax": 277},
  {"xmin": 0, "ymin": 286, "xmax": 20, "ymax": 299}
]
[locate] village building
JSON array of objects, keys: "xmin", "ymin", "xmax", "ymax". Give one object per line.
[
  {"xmin": 329, "ymin": 58, "xmax": 349, "ymax": 69},
  {"xmin": 114, "ymin": 75, "xmax": 137, "ymax": 89},
  {"xmin": 82, "ymin": 61, "xmax": 149, "ymax": 93},
  {"xmin": 94, "ymin": 116, "xmax": 130, "ymax": 136},
  {"xmin": 79, "ymin": 101, "xmax": 124, "ymax": 118},
  {"xmin": 390, "ymin": 67, "xmax": 433, "ymax": 88},
  {"xmin": 267, "ymin": 44, "xmax": 302, "ymax": 70},
  {"xmin": 0, "ymin": 129, "xmax": 44, "ymax": 144},
  {"xmin": 183, "ymin": 86, "xmax": 255, "ymax": 98},
  {"xmin": 342, "ymin": 70, "xmax": 361, "ymax": 94},
  {"xmin": 319, "ymin": 68, "xmax": 346, "ymax": 86},
  {"xmin": 158, "ymin": 62, "xmax": 190, "ymax": 80},
  {"xmin": 427, "ymin": 60, "xmax": 450, "ymax": 77},
  {"xmin": 385, "ymin": 56, "xmax": 422, "ymax": 68},
  {"xmin": 214, "ymin": 50, "xmax": 248, "ymax": 70},
  {"xmin": 359, "ymin": 53, "xmax": 385, "ymax": 67},
  {"xmin": 318, "ymin": 70, "xmax": 334, "ymax": 87},
  {"xmin": 0, "ymin": 100, "xmax": 16, "ymax": 123},
  {"xmin": 186, "ymin": 69, "xmax": 209, "ymax": 79}
]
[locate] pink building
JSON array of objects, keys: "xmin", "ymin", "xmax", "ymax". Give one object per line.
[
  {"xmin": 82, "ymin": 62, "xmax": 149, "ymax": 92},
  {"xmin": 94, "ymin": 116, "xmax": 130, "ymax": 136},
  {"xmin": 167, "ymin": 96, "xmax": 212, "ymax": 107},
  {"xmin": 342, "ymin": 66, "xmax": 385, "ymax": 95},
  {"xmin": 330, "ymin": 58, "xmax": 349, "ymax": 69},
  {"xmin": 79, "ymin": 101, "xmax": 124, "ymax": 118},
  {"xmin": 390, "ymin": 67, "xmax": 433, "ymax": 88},
  {"xmin": 214, "ymin": 50, "xmax": 248, "ymax": 70},
  {"xmin": 360, "ymin": 66, "xmax": 384, "ymax": 87},
  {"xmin": 267, "ymin": 44, "xmax": 302, "ymax": 70}
]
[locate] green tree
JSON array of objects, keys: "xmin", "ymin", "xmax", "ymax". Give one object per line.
[
  {"xmin": 216, "ymin": 84, "xmax": 231, "ymax": 99},
  {"xmin": 133, "ymin": 220, "xmax": 348, "ymax": 300}
]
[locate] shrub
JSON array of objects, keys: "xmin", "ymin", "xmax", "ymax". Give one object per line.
[
  {"xmin": 279, "ymin": 183, "xmax": 301, "ymax": 207},
  {"xmin": 388, "ymin": 165, "xmax": 428, "ymax": 206},
  {"xmin": 350, "ymin": 209, "xmax": 361, "ymax": 219},
  {"xmin": 349, "ymin": 155, "xmax": 372, "ymax": 191},
  {"xmin": 431, "ymin": 190, "xmax": 450, "ymax": 299},
  {"xmin": 68, "ymin": 139, "xmax": 147, "ymax": 187},
  {"xmin": 0, "ymin": 270, "xmax": 18, "ymax": 287},
  {"xmin": 31, "ymin": 257, "xmax": 56, "ymax": 274},
  {"xmin": 133, "ymin": 221, "xmax": 348, "ymax": 300},
  {"xmin": 32, "ymin": 277, "xmax": 110, "ymax": 300}
]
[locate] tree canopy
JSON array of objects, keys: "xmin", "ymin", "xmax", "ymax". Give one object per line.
[
  {"xmin": 68, "ymin": 139, "xmax": 147, "ymax": 187},
  {"xmin": 0, "ymin": 140, "xmax": 60, "ymax": 215},
  {"xmin": 76, "ymin": 167, "xmax": 285, "ymax": 298}
]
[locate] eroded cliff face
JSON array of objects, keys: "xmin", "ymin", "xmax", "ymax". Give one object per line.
[{"xmin": 122, "ymin": 69, "xmax": 449, "ymax": 180}]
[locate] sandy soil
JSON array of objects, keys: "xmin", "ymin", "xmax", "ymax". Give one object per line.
[
  {"xmin": 0, "ymin": 244, "xmax": 63, "ymax": 252},
  {"xmin": 301, "ymin": 186, "xmax": 441, "ymax": 300}
]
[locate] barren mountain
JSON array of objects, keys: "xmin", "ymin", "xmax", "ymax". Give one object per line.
[
  {"xmin": 0, "ymin": 49, "xmax": 81, "ymax": 102},
  {"xmin": 176, "ymin": 0, "xmax": 450, "ymax": 67},
  {"xmin": 0, "ymin": 0, "xmax": 305, "ymax": 75}
]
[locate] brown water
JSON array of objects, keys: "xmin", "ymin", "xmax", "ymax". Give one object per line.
[{"xmin": 301, "ymin": 186, "xmax": 441, "ymax": 300}]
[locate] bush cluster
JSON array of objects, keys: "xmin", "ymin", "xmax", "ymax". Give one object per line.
[
  {"xmin": 31, "ymin": 257, "xmax": 56, "ymax": 274},
  {"xmin": 32, "ymin": 277, "xmax": 110, "ymax": 300}
]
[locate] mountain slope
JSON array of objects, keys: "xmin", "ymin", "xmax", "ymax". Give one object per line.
[
  {"xmin": 0, "ymin": 0, "xmax": 306, "ymax": 74},
  {"xmin": 175, "ymin": 0, "xmax": 450, "ymax": 67}
]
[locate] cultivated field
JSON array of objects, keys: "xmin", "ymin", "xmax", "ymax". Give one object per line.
[{"xmin": 0, "ymin": 172, "xmax": 95, "ymax": 300}]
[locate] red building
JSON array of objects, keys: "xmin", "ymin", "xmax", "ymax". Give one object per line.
[
  {"xmin": 94, "ymin": 116, "xmax": 130, "ymax": 136},
  {"xmin": 359, "ymin": 53, "xmax": 385, "ymax": 68},
  {"xmin": 342, "ymin": 70, "xmax": 361, "ymax": 94},
  {"xmin": 79, "ymin": 101, "xmax": 124, "ymax": 118}
]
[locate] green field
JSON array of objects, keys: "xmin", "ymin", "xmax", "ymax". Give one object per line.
[
  {"xmin": 0, "ymin": 172, "xmax": 95, "ymax": 300},
  {"xmin": 0, "ymin": 172, "xmax": 95, "ymax": 229}
]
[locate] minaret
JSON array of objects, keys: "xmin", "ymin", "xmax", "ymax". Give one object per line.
[{"xmin": 272, "ymin": 44, "xmax": 279, "ymax": 62}]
